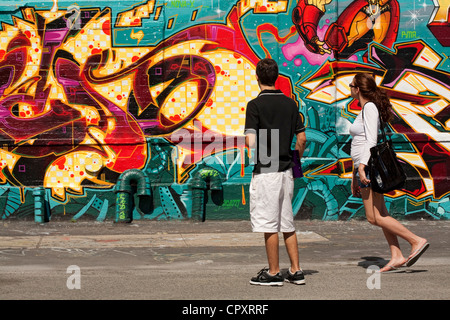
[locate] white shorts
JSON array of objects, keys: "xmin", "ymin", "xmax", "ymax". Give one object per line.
[{"xmin": 249, "ymin": 170, "xmax": 295, "ymax": 233}]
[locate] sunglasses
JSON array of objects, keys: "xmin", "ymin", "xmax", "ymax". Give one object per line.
[{"xmin": 349, "ymin": 84, "xmax": 357, "ymax": 88}]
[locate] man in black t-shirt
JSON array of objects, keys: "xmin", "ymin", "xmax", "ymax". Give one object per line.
[{"xmin": 245, "ymin": 58, "xmax": 306, "ymax": 286}]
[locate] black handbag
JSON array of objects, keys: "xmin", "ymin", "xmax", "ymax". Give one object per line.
[{"xmin": 368, "ymin": 110, "xmax": 406, "ymax": 193}]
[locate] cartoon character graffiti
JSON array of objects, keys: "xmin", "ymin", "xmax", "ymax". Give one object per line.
[{"xmin": 292, "ymin": 0, "xmax": 400, "ymax": 58}]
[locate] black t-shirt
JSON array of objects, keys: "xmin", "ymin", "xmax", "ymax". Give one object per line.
[{"xmin": 244, "ymin": 89, "xmax": 305, "ymax": 174}]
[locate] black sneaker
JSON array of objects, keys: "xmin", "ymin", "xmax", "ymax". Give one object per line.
[
  {"xmin": 249, "ymin": 268, "xmax": 283, "ymax": 286},
  {"xmin": 284, "ymin": 269, "xmax": 305, "ymax": 285}
]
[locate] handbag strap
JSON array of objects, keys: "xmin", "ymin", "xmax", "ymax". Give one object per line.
[{"xmin": 377, "ymin": 109, "xmax": 389, "ymax": 143}]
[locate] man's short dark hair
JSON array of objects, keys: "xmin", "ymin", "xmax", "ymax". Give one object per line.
[{"xmin": 256, "ymin": 58, "xmax": 278, "ymax": 86}]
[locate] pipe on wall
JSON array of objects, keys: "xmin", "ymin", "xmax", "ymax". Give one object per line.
[
  {"xmin": 190, "ymin": 167, "xmax": 224, "ymax": 222},
  {"xmin": 33, "ymin": 187, "xmax": 50, "ymax": 223},
  {"xmin": 114, "ymin": 169, "xmax": 152, "ymax": 222}
]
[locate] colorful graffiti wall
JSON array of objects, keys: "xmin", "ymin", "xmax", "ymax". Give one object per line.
[{"xmin": 0, "ymin": 0, "xmax": 449, "ymax": 221}]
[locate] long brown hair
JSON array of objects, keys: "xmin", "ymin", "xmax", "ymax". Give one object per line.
[{"xmin": 354, "ymin": 73, "xmax": 394, "ymax": 123}]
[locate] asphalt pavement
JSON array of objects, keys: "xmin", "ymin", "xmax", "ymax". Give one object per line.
[{"xmin": 0, "ymin": 218, "xmax": 448, "ymax": 314}]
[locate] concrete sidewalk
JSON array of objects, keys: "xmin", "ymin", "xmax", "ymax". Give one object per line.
[{"xmin": 0, "ymin": 219, "xmax": 449, "ymax": 301}]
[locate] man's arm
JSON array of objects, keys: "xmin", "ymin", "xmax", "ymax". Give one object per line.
[
  {"xmin": 295, "ymin": 131, "xmax": 306, "ymax": 158},
  {"xmin": 245, "ymin": 132, "xmax": 256, "ymax": 149}
]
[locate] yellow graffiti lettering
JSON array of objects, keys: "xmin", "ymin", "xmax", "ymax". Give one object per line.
[{"xmin": 430, "ymin": 0, "xmax": 450, "ymax": 22}]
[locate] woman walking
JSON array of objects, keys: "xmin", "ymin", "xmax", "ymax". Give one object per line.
[{"xmin": 349, "ymin": 73, "xmax": 429, "ymax": 273}]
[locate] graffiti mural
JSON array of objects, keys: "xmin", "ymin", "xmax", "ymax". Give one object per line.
[{"xmin": 0, "ymin": 0, "xmax": 448, "ymax": 221}]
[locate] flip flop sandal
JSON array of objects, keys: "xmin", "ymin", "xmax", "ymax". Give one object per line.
[
  {"xmin": 406, "ymin": 242, "xmax": 430, "ymax": 267},
  {"xmin": 380, "ymin": 264, "xmax": 405, "ymax": 273}
]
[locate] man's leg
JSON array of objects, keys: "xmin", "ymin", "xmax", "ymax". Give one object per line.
[
  {"xmin": 283, "ymin": 231, "xmax": 300, "ymax": 272},
  {"xmin": 283, "ymin": 230, "xmax": 305, "ymax": 285},
  {"xmin": 264, "ymin": 232, "xmax": 280, "ymax": 274},
  {"xmin": 280, "ymin": 170, "xmax": 300, "ymax": 273}
]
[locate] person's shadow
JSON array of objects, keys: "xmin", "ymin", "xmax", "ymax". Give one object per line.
[
  {"xmin": 358, "ymin": 256, "xmax": 427, "ymax": 273},
  {"xmin": 280, "ymin": 268, "xmax": 319, "ymax": 276}
]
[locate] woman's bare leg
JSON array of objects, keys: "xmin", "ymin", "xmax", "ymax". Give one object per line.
[{"xmin": 361, "ymin": 188, "xmax": 426, "ymax": 268}]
